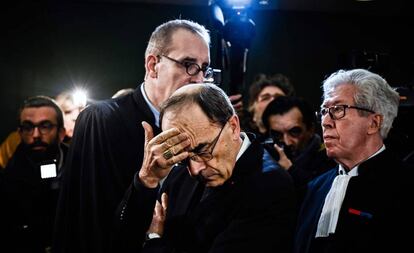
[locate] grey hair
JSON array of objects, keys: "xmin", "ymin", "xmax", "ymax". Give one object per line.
[
  {"xmin": 145, "ymin": 19, "xmax": 210, "ymax": 59},
  {"xmin": 322, "ymin": 69, "xmax": 399, "ymax": 139},
  {"xmin": 160, "ymin": 83, "xmax": 235, "ymax": 127}
]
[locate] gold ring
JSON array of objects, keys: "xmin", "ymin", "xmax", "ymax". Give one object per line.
[{"xmin": 163, "ymin": 149, "xmax": 174, "ymax": 160}]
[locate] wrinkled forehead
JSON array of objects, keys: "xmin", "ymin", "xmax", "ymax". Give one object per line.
[{"xmin": 162, "ymin": 108, "xmax": 214, "ymax": 147}]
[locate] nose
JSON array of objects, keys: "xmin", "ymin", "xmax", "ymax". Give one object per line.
[
  {"xmin": 32, "ymin": 126, "xmax": 41, "ymax": 138},
  {"xmin": 189, "ymin": 71, "xmax": 205, "ymax": 83},
  {"xmin": 188, "ymin": 160, "xmax": 207, "ymax": 177},
  {"xmin": 321, "ymin": 113, "xmax": 334, "ymax": 129},
  {"xmin": 283, "ymin": 134, "xmax": 294, "ymax": 146}
]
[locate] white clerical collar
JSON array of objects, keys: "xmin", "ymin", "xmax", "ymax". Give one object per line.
[
  {"xmin": 236, "ymin": 132, "xmax": 251, "ymax": 161},
  {"xmin": 141, "ymin": 83, "xmax": 160, "ymax": 127}
]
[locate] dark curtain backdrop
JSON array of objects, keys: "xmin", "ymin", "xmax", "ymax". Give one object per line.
[{"xmin": 1, "ymin": 1, "xmax": 412, "ymax": 140}]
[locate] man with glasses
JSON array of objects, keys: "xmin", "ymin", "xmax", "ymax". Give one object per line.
[
  {"xmin": 293, "ymin": 69, "xmax": 410, "ymax": 253},
  {"xmin": 0, "ymin": 96, "xmax": 67, "ymax": 252},
  {"xmin": 54, "ymin": 19, "xmax": 214, "ymax": 253},
  {"xmin": 261, "ymin": 96, "xmax": 335, "ymax": 192},
  {"xmin": 116, "ymin": 83, "xmax": 297, "ymax": 252}
]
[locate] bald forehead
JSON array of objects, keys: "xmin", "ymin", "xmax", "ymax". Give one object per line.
[
  {"xmin": 162, "ymin": 105, "xmax": 213, "ymax": 146},
  {"xmin": 162, "ymin": 103, "xmax": 205, "ymax": 127}
]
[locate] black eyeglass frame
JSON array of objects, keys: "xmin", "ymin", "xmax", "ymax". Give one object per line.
[
  {"xmin": 19, "ymin": 121, "xmax": 58, "ymax": 135},
  {"xmin": 319, "ymin": 104, "xmax": 375, "ymax": 120},
  {"xmin": 188, "ymin": 121, "xmax": 228, "ymax": 163},
  {"xmin": 159, "ymin": 54, "xmax": 213, "ymax": 79}
]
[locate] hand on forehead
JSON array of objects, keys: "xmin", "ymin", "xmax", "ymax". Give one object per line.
[
  {"xmin": 161, "ymin": 106, "xmax": 214, "ymax": 148},
  {"xmin": 152, "ymin": 127, "xmax": 188, "ymax": 146}
]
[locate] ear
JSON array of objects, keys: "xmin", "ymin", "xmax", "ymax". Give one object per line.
[
  {"xmin": 228, "ymin": 115, "xmax": 241, "ymax": 140},
  {"xmin": 58, "ymin": 127, "xmax": 67, "ymax": 142},
  {"xmin": 146, "ymin": 54, "xmax": 159, "ymax": 79},
  {"xmin": 367, "ymin": 114, "xmax": 382, "ymax": 135}
]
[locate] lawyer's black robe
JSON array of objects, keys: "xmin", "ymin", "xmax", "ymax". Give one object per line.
[
  {"xmin": 53, "ymin": 84, "xmax": 160, "ymax": 253},
  {"xmin": 293, "ymin": 148, "xmax": 411, "ymax": 253}
]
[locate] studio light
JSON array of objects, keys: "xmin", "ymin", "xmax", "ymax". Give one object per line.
[
  {"xmin": 72, "ymin": 88, "xmax": 88, "ymax": 108},
  {"xmin": 225, "ymin": 0, "xmax": 252, "ymax": 9}
]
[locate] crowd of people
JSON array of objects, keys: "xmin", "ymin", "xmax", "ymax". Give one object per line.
[{"xmin": 0, "ymin": 18, "xmax": 412, "ymax": 253}]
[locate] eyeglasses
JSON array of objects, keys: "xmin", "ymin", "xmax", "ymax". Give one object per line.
[
  {"xmin": 19, "ymin": 121, "xmax": 57, "ymax": 135},
  {"xmin": 319, "ymin": 105, "xmax": 375, "ymax": 120},
  {"xmin": 159, "ymin": 54, "xmax": 213, "ymax": 79},
  {"xmin": 188, "ymin": 121, "xmax": 227, "ymax": 163}
]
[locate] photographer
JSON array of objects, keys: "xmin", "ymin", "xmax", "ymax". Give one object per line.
[{"xmin": 261, "ymin": 96, "xmax": 335, "ymax": 192}]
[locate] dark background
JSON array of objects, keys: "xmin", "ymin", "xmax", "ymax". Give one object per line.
[{"xmin": 1, "ymin": 0, "xmax": 412, "ymax": 141}]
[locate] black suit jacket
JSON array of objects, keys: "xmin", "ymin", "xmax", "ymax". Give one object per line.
[
  {"xmin": 294, "ymin": 148, "xmax": 411, "ymax": 253},
  {"xmin": 53, "ymin": 84, "xmax": 160, "ymax": 253},
  {"xmin": 117, "ymin": 134, "xmax": 297, "ymax": 253},
  {"xmin": 0, "ymin": 142, "xmax": 68, "ymax": 253}
]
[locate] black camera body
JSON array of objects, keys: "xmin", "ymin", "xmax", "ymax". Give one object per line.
[
  {"xmin": 262, "ymin": 138, "xmax": 293, "ymax": 162},
  {"xmin": 262, "ymin": 138, "xmax": 283, "ymax": 161}
]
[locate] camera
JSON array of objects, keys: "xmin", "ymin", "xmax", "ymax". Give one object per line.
[
  {"xmin": 262, "ymin": 137, "xmax": 293, "ymax": 162},
  {"xmin": 262, "ymin": 138, "xmax": 283, "ymax": 161},
  {"xmin": 204, "ymin": 68, "xmax": 222, "ymax": 85}
]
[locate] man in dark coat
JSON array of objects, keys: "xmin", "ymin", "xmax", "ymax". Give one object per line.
[
  {"xmin": 261, "ymin": 96, "xmax": 335, "ymax": 191},
  {"xmin": 0, "ymin": 96, "xmax": 68, "ymax": 253},
  {"xmin": 293, "ymin": 69, "xmax": 411, "ymax": 253},
  {"xmin": 53, "ymin": 19, "xmax": 212, "ymax": 253},
  {"xmin": 116, "ymin": 83, "xmax": 297, "ymax": 253}
]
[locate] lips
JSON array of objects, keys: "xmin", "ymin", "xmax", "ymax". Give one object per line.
[
  {"xmin": 196, "ymin": 171, "xmax": 219, "ymax": 185},
  {"xmin": 201, "ymin": 171, "xmax": 217, "ymax": 178},
  {"xmin": 201, "ymin": 170, "xmax": 219, "ymax": 179},
  {"xmin": 323, "ymin": 135, "xmax": 336, "ymax": 140}
]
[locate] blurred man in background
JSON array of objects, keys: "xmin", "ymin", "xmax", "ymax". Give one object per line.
[{"xmin": 0, "ymin": 96, "xmax": 68, "ymax": 253}]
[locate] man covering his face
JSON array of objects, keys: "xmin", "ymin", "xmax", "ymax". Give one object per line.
[{"xmin": 116, "ymin": 83, "xmax": 297, "ymax": 253}]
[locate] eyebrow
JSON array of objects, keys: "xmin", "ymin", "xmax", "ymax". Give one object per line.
[
  {"xmin": 182, "ymin": 56, "xmax": 197, "ymax": 62},
  {"xmin": 259, "ymin": 93, "xmax": 273, "ymax": 97},
  {"xmin": 182, "ymin": 57, "xmax": 209, "ymax": 67},
  {"xmin": 190, "ymin": 142, "xmax": 209, "ymax": 153},
  {"xmin": 21, "ymin": 120, "xmax": 54, "ymax": 124}
]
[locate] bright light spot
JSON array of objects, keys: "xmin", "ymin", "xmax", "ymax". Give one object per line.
[
  {"xmin": 72, "ymin": 88, "xmax": 88, "ymax": 107},
  {"xmin": 226, "ymin": 0, "xmax": 252, "ymax": 9}
]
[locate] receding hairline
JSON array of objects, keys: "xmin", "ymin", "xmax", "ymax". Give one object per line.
[{"xmin": 145, "ymin": 20, "xmax": 210, "ymax": 58}]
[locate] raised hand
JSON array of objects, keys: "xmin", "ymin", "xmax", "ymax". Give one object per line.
[
  {"xmin": 138, "ymin": 121, "xmax": 190, "ymax": 188},
  {"xmin": 274, "ymin": 143, "xmax": 293, "ymax": 170},
  {"xmin": 147, "ymin": 193, "xmax": 168, "ymax": 236}
]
